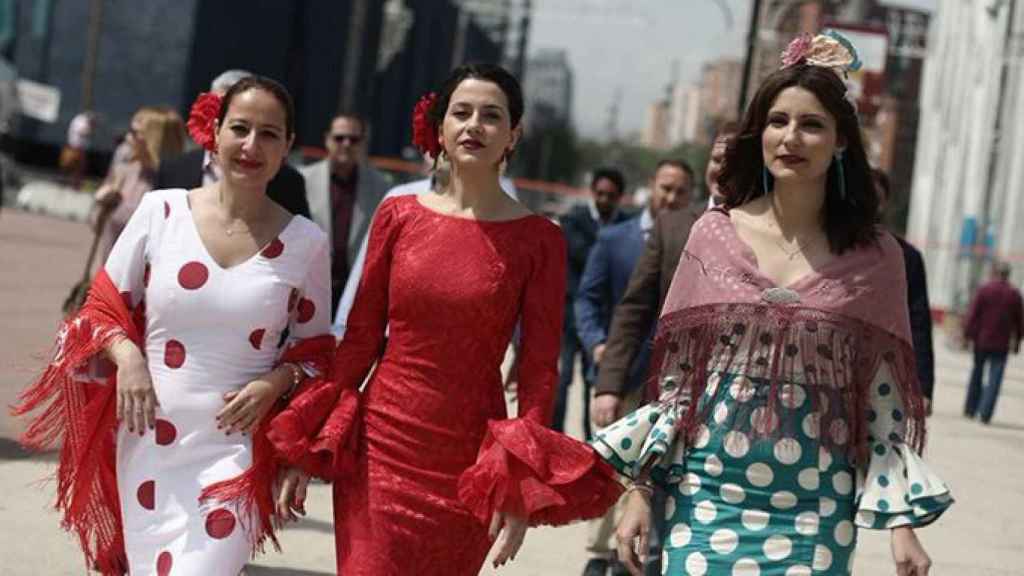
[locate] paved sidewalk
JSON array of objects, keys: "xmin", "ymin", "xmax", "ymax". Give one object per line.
[{"xmin": 2, "ymin": 209, "xmax": 1023, "ymax": 575}]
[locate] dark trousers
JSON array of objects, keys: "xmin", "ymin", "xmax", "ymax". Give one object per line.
[
  {"xmin": 964, "ymin": 349, "xmax": 1009, "ymax": 423},
  {"xmin": 553, "ymin": 328, "xmax": 594, "ymax": 439}
]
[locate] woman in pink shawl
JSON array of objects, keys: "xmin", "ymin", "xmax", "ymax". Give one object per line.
[{"xmin": 593, "ymin": 31, "xmax": 952, "ymax": 576}]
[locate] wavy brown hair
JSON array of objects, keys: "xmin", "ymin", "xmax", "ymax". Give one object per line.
[{"xmin": 719, "ymin": 64, "xmax": 878, "ymax": 254}]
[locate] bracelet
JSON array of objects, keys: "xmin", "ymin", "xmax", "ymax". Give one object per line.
[
  {"xmin": 281, "ymin": 362, "xmax": 304, "ymax": 397},
  {"xmin": 624, "ymin": 479, "xmax": 655, "ymax": 500}
]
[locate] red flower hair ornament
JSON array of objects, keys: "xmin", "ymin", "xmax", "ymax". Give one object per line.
[
  {"xmin": 187, "ymin": 92, "xmax": 223, "ymax": 152},
  {"xmin": 412, "ymin": 92, "xmax": 442, "ymax": 159}
]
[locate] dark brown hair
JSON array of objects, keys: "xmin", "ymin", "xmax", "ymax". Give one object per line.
[
  {"xmin": 218, "ymin": 75, "xmax": 295, "ymax": 137},
  {"xmin": 719, "ymin": 64, "xmax": 877, "ymax": 254},
  {"xmin": 427, "ymin": 63, "xmax": 524, "ymax": 131}
]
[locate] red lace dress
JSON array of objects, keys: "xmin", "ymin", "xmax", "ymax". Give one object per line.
[{"xmin": 329, "ymin": 195, "xmax": 621, "ymax": 575}]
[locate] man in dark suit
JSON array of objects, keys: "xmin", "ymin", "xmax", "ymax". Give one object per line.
[
  {"xmin": 300, "ymin": 113, "xmax": 390, "ymax": 314},
  {"xmin": 154, "ymin": 69, "xmax": 310, "ymax": 219},
  {"xmin": 873, "ymin": 169, "xmax": 936, "ymax": 413},
  {"xmin": 553, "ymin": 167, "xmax": 631, "ymax": 439},
  {"xmin": 574, "ymin": 159, "xmax": 694, "ymax": 576}
]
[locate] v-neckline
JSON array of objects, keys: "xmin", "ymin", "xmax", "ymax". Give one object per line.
[
  {"xmin": 184, "ymin": 194, "xmax": 297, "ymax": 272},
  {"xmin": 719, "ymin": 209, "xmax": 840, "ymax": 292}
]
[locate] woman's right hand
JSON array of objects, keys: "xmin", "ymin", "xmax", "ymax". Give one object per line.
[
  {"xmin": 111, "ymin": 339, "xmax": 159, "ymax": 434},
  {"xmin": 276, "ymin": 467, "xmax": 310, "ymax": 522},
  {"xmin": 615, "ymin": 489, "xmax": 653, "ymax": 576}
]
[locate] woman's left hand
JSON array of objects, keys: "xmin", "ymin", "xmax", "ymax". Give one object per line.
[
  {"xmin": 891, "ymin": 525, "xmax": 931, "ymax": 575},
  {"xmin": 489, "ymin": 510, "xmax": 528, "ymax": 569},
  {"xmin": 216, "ymin": 371, "xmax": 288, "ymax": 434}
]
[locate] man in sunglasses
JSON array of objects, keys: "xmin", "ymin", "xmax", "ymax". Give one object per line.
[{"xmin": 301, "ymin": 113, "xmax": 390, "ymax": 314}]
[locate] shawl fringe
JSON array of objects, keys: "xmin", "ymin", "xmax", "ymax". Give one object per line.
[
  {"xmin": 649, "ymin": 303, "xmax": 925, "ymax": 467},
  {"xmin": 11, "ymin": 270, "xmax": 137, "ymax": 575}
]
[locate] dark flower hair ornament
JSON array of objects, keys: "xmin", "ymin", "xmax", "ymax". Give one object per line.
[
  {"xmin": 412, "ymin": 92, "xmax": 442, "ymax": 159},
  {"xmin": 187, "ymin": 92, "xmax": 223, "ymax": 152}
]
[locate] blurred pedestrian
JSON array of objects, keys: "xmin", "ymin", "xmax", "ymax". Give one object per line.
[
  {"xmin": 873, "ymin": 168, "xmax": 936, "ymax": 415},
  {"xmin": 156, "ymin": 69, "xmax": 310, "ymax": 218},
  {"xmin": 277, "ymin": 63, "xmax": 622, "ymax": 575},
  {"xmin": 554, "ymin": 167, "xmax": 630, "ymax": 439},
  {"xmin": 93, "ymin": 106, "xmax": 185, "ymax": 263},
  {"xmin": 963, "ymin": 261, "xmax": 1023, "ymax": 424},
  {"xmin": 300, "ymin": 113, "xmax": 389, "ymax": 314},
  {"xmin": 576, "ymin": 158, "xmax": 694, "ymax": 576},
  {"xmin": 16, "ymin": 76, "xmax": 336, "ymax": 575},
  {"xmin": 59, "ymin": 110, "xmax": 95, "ymax": 188},
  {"xmin": 706, "ymin": 122, "xmax": 740, "ymax": 209},
  {"xmin": 597, "ymin": 31, "xmax": 952, "ymax": 576}
]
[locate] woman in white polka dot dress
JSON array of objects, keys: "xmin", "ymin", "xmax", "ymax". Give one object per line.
[
  {"xmin": 17, "ymin": 77, "xmax": 332, "ymax": 575},
  {"xmin": 593, "ymin": 32, "xmax": 952, "ymax": 576}
]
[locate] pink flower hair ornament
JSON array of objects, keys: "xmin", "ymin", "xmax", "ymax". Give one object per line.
[
  {"xmin": 780, "ymin": 29, "xmax": 863, "ymax": 111},
  {"xmin": 186, "ymin": 92, "xmax": 223, "ymax": 152},
  {"xmin": 781, "ymin": 29, "xmax": 862, "ymax": 77}
]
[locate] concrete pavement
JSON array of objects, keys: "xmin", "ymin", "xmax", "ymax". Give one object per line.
[{"xmin": 1, "ymin": 207, "xmax": 1023, "ymax": 575}]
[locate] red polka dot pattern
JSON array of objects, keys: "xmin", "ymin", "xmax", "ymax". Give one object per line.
[
  {"xmin": 177, "ymin": 262, "xmax": 209, "ymax": 290},
  {"xmin": 137, "ymin": 480, "xmax": 155, "ymax": 510},
  {"xmin": 249, "ymin": 328, "xmax": 266, "ymax": 350},
  {"xmin": 297, "ymin": 298, "xmax": 315, "ymax": 324},
  {"xmin": 205, "ymin": 508, "xmax": 236, "ymax": 539},
  {"xmin": 155, "ymin": 419, "xmax": 177, "ymax": 446},
  {"xmin": 164, "ymin": 340, "xmax": 186, "ymax": 369},
  {"xmin": 261, "ymin": 238, "xmax": 284, "ymax": 259},
  {"xmin": 156, "ymin": 550, "xmax": 173, "ymax": 576},
  {"xmin": 163, "ymin": 201, "xmax": 170, "ymax": 219}
]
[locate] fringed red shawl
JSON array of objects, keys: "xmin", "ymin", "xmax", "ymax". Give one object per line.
[
  {"xmin": 649, "ymin": 210, "xmax": 926, "ymax": 467},
  {"xmin": 13, "ymin": 269, "xmax": 356, "ymax": 575}
]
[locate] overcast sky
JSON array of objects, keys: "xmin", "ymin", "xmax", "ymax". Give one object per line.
[{"xmin": 527, "ymin": 0, "xmax": 937, "ymax": 140}]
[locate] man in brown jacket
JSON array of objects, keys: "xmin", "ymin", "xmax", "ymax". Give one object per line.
[{"xmin": 591, "ymin": 124, "xmax": 734, "ymax": 427}]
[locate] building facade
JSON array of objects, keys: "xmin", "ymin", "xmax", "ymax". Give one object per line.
[{"xmin": 908, "ymin": 0, "xmax": 1024, "ymax": 311}]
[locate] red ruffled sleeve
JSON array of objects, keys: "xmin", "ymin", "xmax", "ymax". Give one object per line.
[
  {"xmin": 458, "ymin": 418, "xmax": 623, "ymax": 526},
  {"xmin": 458, "ymin": 221, "xmax": 623, "ymax": 526}
]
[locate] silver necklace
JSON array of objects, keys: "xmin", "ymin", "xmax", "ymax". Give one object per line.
[{"xmin": 775, "ymin": 235, "xmax": 820, "ymax": 260}]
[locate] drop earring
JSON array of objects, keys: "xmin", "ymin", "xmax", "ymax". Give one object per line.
[
  {"xmin": 762, "ymin": 167, "xmax": 774, "ymax": 194},
  {"xmin": 834, "ymin": 150, "xmax": 846, "ymax": 201}
]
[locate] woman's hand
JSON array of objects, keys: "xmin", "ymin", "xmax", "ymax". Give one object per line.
[
  {"xmin": 216, "ymin": 366, "xmax": 293, "ymax": 434},
  {"xmin": 615, "ymin": 489, "xmax": 653, "ymax": 576},
  {"xmin": 110, "ymin": 338, "xmax": 158, "ymax": 435},
  {"xmin": 489, "ymin": 510, "xmax": 528, "ymax": 568},
  {"xmin": 892, "ymin": 526, "xmax": 931, "ymax": 575},
  {"xmin": 275, "ymin": 467, "xmax": 310, "ymax": 523}
]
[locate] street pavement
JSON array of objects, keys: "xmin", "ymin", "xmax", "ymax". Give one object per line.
[{"xmin": 1, "ymin": 205, "xmax": 1023, "ymax": 575}]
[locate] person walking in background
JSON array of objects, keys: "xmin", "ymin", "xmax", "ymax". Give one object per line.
[
  {"xmin": 300, "ymin": 112, "xmax": 390, "ymax": 315},
  {"xmin": 705, "ymin": 122, "xmax": 740, "ymax": 209},
  {"xmin": 873, "ymin": 168, "xmax": 936, "ymax": 414},
  {"xmin": 963, "ymin": 261, "xmax": 1023, "ymax": 424},
  {"xmin": 554, "ymin": 167, "xmax": 630, "ymax": 439},
  {"xmin": 93, "ymin": 106, "xmax": 185, "ymax": 263},
  {"xmin": 59, "ymin": 110, "xmax": 95, "ymax": 189},
  {"xmin": 576, "ymin": 158, "xmax": 694, "ymax": 576},
  {"xmin": 156, "ymin": 69, "xmax": 310, "ymax": 219},
  {"xmin": 592, "ymin": 123, "xmax": 738, "ymax": 431},
  {"xmin": 16, "ymin": 76, "xmax": 335, "ymax": 575},
  {"xmin": 598, "ymin": 32, "xmax": 952, "ymax": 576}
]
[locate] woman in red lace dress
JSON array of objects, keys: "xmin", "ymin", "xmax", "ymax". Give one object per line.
[{"xmin": 279, "ymin": 64, "xmax": 622, "ymax": 574}]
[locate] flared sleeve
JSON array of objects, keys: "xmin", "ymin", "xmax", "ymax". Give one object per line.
[
  {"xmin": 591, "ymin": 377, "xmax": 691, "ymax": 485},
  {"xmin": 458, "ymin": 221, "xmax": 623, "ymax": 527},
  {"xmin": 854, "ymin": 360, "xmax": 953, "ymax": 529}
]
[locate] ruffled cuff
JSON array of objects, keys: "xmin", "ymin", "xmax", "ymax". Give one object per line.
[
  {"xmin": 266, "ymin": 378, "xmax": 360, "ymax": 481},
  {"xmin": 457, "ymin": 418, "xmax": 623, "ymax": 527},
  {"xmin": 854, "ymin": 441, "xmax": 953, "ymax": 529},
  {"xmin": 591, "ymin": 400, "xmax": 687, "ymax": 485}
]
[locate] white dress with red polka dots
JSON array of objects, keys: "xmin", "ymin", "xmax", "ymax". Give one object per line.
[{"xmin": 104, "ymin": 189, "xmax": 331, "ymax": 576}]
